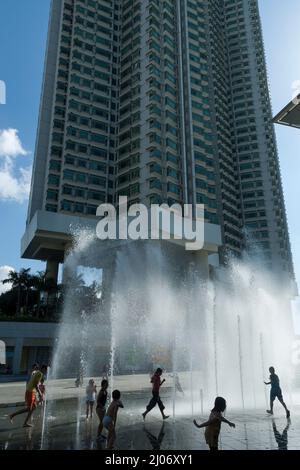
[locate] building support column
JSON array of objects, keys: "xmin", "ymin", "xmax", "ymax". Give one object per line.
[
  {"xmin": 183, "ymin": 249, "xmax": 210, "ymax": 282},
  {"xmin": 12, "ymin": 338, "xmax": 23, "ymax": 375},
  {"xmin": 62, "ymin": 243, "xmax": 74, "ymax": 286},
  {"xmin": 194, "ymin": 250, "xmax": 209, "ymax": 280},
  {"xmin": 45, "ymin": 260, "xmax": 59, "ymax": 285},
  {"xmin": 44, "ymin": 260, "xmax": 60, "ymax": 309}
]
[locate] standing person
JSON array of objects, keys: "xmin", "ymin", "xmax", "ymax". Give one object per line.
[
  {"xmin": 148, "ymin": 361, "xmax": 153, "ymax": 379},
  {"xmin": 102, "ymin": 389, "xmax": 124, "ymax": 450},
  {"xmin": 9, "ymin": 365, "xmax": 47, "ymax": 428},
  {"xmin": 75, "ymin": 365, "xmax": 83, "ymax": 388},
  {"xmin": 75, "ymin": 374, "xmax": 82, "ymax": 388},
  {"xmin": 142, "ymin": 368, "xmax": 169, "ymax": 421},
  {"xmin": 193, "ymin": 396, "xmax": 235, "ymax": 451},
  {"xmin": 96, "ymin": 379, "xmax": 108, "ymax": 438},
  {"xmin": 170, "ymin": 373, "xmax": 184, "ymax": 396},
  {"xmin": 264, "ymin": 366, "xmax": 290, "ymax": 418},
  {"xmin": 175, "ymin": 374, "xmax": 184, "ymax": 396},
  {"xmin": 86, "ymin": 379, "xmax": 97, "ymax": 419},
  {"xmin": 38, "ymin": 364, "xmax": 48, "ymax": 405},
  {"xmin": 102, "ymin": 364, "xmax": 108, "ymax": 380}
]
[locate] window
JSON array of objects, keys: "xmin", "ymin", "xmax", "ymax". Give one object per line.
[
  {"xmin": 61, "ymin": 200, "xmax": 72, "ymax": 211},
  {"xmin": 48, "ymin": 175, "xmax": 60, "ymax": 186}
]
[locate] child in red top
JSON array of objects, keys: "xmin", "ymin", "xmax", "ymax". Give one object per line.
[{"xmin": 142, "ymin": 368, "xmax": 169, "ymax": 421}]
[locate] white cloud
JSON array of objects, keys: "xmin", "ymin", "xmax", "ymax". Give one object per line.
[
  {"xmin": 0, "ymin": 129, "xmax": 28, "ymax": 158},
  {"xmin": 0, "ymin": 265, "xmax": 15, "ymax": 295},
  {"xmin": 0, "ymin": 160, "xmax": 32, "ymax": 203},
  {"xmin": 0, "ymin": 129, "xmax": 31, "ymax": 203}
]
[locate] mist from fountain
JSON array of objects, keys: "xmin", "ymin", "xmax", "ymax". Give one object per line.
[{"xmin": 44, "ymin": 231, "xmax": 295, "ymax": 440}]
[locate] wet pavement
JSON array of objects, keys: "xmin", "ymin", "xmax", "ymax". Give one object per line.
[{"xmin": 1, "ymin": 390, "xmax": 300, "ymax": 450}]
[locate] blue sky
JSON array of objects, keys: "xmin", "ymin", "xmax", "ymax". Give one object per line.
[
  {"xmin": 0, "ymin": 0, "xmax": 300, "ymax": 291},
  {"xmin": 0, "ymin": 0, "xmax": 51, "ymax": 282}
]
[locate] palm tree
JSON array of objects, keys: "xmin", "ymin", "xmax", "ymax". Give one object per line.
[
  {"xmin": 31, "ymin": 271, "xmax": 46, "ymax": 317},
  {"xmin": 64, "ymin": 271, "xmax": 85, "ymax": 291},
  {"xmin": 31, "ymin": 271, "xmax": 61, "ymax": 318},
  {"xmin": 24, "ymin": 274, "xmax": 37, "ymax": 314},
  {"xmin": 44, "ymin": 278, "xmax": 60, "ymax": 315},
  {"xmin": 2, "ymin": 268, "xmax": 31, "ymax": 316}
]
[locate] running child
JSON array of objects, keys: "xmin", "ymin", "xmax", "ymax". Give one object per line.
[
  {"xmin": 193, "ymin": 396, "xmax": 235, "ymax": 451},
  {"xmin": 142, "ymin": 368, "xmax": 169, "ymax": 421},
  {"xmin": 9, "ymin": 365, "xmax": 47, "ymax": 428},
  {"xmin": 264, "ymin": 366, "xmax": 290, "ymax": 418}
]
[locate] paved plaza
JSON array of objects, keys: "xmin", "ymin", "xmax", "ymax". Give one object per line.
[{"xmin": 1, "ymin": 377, "xmax": 300, "ymax": 450}]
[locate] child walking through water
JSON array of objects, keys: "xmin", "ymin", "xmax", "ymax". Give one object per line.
[
  {"xmin": 86, "ymin": 379, "xmax": 97, "ymax": 419},
  {"xmin": 264, "ymin": 366, "xmax": 290, "ymax": 418},
  {"xmin": 142, "ymin": 368, "xmax": 169, "ymax": 421},
  {"xmin": 96, "ymin": 379, "xmax": 108, "ymax": 438},
  {"xmin": 102, "ymin": 389, "xmax": 124, "ymax": 449},
  {"xmin": 193, "ymin": 397, "xmax": 235, "ymax": 451},
  {"xmin": 9, "ymin": 365, "xmax": 47, "ymax": 428}
]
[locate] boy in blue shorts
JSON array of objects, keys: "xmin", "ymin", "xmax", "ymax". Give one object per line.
[
  {"xmin": 264, "ymin": 366, "xmax": 290, "ymax": 418},
  {"xmin": 103, "ymin": 389, "xmax": 124, "ymax": 449}
]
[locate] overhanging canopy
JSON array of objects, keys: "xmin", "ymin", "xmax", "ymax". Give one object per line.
[{"xmin": 273, "ymin": 94, "xmax": 300, "ymax": 129}]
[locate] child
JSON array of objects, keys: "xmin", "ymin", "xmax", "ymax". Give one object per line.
[
  {"xmin": 264, "ymin": 366, "xmax": 290, "ymax": 418},
  {"xmin": 174, "ymin": 373, "xmax": 184, "ymax": 396},
  {"xmin": 9, "ymin": 365, "xmax": 47, "ymax": 428},
  {"xmin": 38, "ymin": 364, "xmax": 47, "ymax": 405},
  {"xmin": 38, "ymin": 382, "xmax": 45, "ymax": 404},
  {"xmin": 193, "ymin": 396, "xmax": 235, "ymax": 451},
  {"xmin": 142, "ymin": 368, "xmax": 169, "ymax": 421},
  {"xmin": 102, "ymin": 389, "xmax": 124, "ymax": 450},
  {"xmin": 96, "ymin": 379, "xmax": 108, "ymax": 438},
  {"xmin": 85, "ymin": 379, "xmax": 97, "ymax": 419},
  {"xmin": 102, "ymin": 364, "xmax": 108, "ymax": 380}
]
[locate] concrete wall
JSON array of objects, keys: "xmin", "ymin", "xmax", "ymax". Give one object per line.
[{"xmin": 0, "ymin": 322, "xmax": 58, "ymax": 375}]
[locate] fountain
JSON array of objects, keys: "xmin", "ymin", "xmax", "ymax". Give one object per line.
[
  {"xmin": 237, "ymin": 315, "xmax": 245, "ymax": 411},
  {"xmin": 40, "ymin": 365, "xmax": 50, "ymax": 450},
  {"xmin": 41, "ymin": 230, "xmax": 295, "ymax": 449}
]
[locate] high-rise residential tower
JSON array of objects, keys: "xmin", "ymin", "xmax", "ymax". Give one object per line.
[{"xmin": 22, "ymin": 0, "xmax": 294, "ymax": 285}]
